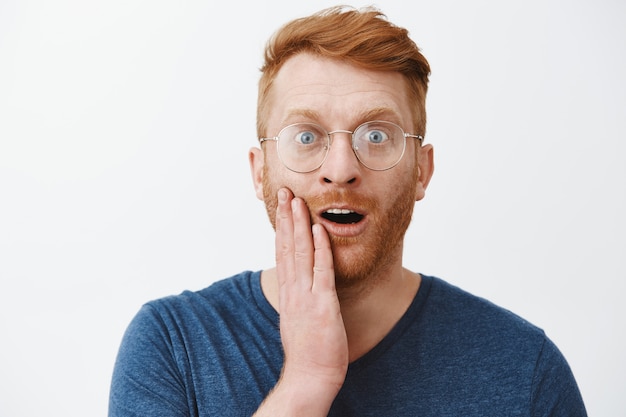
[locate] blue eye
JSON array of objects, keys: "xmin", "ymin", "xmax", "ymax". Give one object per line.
[
  {"xmin": 367, "ymin": 129, "xmax": 388, "ymax": 144},
  {"xmin": 295, "ymin": 131, "xmax": 316, "ymax": 144}
]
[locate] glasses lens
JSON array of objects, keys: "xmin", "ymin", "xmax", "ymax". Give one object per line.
[
  {"xmin": 277, "ymin": 123, "xmax": 329, "ymax": 172},
  {"xmin": 353, "ymin": 121, "xmax": 406, "ymax": 170}
]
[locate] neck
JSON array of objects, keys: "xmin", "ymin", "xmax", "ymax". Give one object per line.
[
  {"xmin": 339, "ymin": 266, "xmax": 421, "ymax": 361},
  {"xmin": 260, "ymin": 263, "xmax": 421, "ymax": 363}
]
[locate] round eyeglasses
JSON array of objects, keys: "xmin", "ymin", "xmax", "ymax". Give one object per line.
[{"xmin": 259, "ymin": 120, "xmax": 424, "ymax": 173}]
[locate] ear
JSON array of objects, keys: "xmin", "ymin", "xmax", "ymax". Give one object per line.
[
  {"xmin": 414, "ymin": 143, "xmax": 434, "ymax": 202},
  {"xmin": 249, "ymin": 147, "xmax": 265, "ymax": 201}
]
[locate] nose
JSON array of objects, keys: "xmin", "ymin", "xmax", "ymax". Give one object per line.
[{"xmin": 318, "ymin": 132, "xmax": 361, "ymax": 186}]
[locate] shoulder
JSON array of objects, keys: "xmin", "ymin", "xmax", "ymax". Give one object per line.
[
  {"xmin": 115, "ymin": 269, "xmax": 276, "ymax": 373},
  {"xmin": 423, "ymin": 275, "xmax": 545, "ymax": 340},
  {"xmin": 415, "ymin": 275, "xmax": 549, "ymax": 372},
  {"xmin": 415, "ymin": 276, "xmax": 586, "ymax": 414},
  {"xmin": 110, "ymin": 270, "xmax": 278, "ymax": 416},
  {"xmin": 125, "ymin": 270, "xmax": 272, "ymax": 343},
  {"xmin": 144, "ymin": 270, "xmax": 261, "ymax": 317}
]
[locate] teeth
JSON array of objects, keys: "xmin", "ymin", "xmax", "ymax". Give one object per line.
[{"xmin": 325, "ymin": 208, "xmax": 355, "ymax": 215}]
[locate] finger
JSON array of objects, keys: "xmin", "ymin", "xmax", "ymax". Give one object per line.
[
  {"xmin": 276, "ymin": 188, "xmax": 295, "ymax": 289},
  {"xmin": 311, "ymin": 224, "xmax": 335, "ymax": 293},
  {"xmin": 291, "ymin": 197, "xmax": 314, "ymax": 290}
]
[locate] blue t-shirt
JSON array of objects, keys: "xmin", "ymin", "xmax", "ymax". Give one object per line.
[{"xmin": 109, "ymin": 272, "xmax": 586, "ymax": 416}]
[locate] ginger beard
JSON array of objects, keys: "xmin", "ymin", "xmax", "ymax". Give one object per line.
[{"xmin": 262, "ymin": 162, "xmax": 419, "ymax": 294}]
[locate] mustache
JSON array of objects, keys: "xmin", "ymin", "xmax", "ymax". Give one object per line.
[{"xmin": 300, "ymin": 189, "xmax": 375, "ymax": 213}]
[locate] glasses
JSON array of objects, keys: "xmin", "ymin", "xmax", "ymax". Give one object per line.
[{"xmin": 259, "ymin": 120, "xmax": 423, "ymax": 173}]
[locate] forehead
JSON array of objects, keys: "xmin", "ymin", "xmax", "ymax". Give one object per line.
[{"xmin": 267, "ymin": 53, "xmax": 413, "ymax": 130}]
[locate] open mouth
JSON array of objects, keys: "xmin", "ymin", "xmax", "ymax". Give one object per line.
[{"xmin": 321, "ymin": 208, "xmax": 365, "ymax": 224}]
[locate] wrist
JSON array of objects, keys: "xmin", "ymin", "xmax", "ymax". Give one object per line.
[{"xmin": 254, "ymin": 371, "xmax": 344, "ymax": 417}]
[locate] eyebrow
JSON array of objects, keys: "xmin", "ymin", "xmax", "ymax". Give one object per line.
[
  {"xmin": 282, "ymin": 108, "xmax": 321, "ymax": 125},
  {"xmin": 359, "ymin": 107, "xmax": 402, "ymax": 125},
  {"xmin": 282, "ymin": 107, "xmax": 402, "ymax": 128}
]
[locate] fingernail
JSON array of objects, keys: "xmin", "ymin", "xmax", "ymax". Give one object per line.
[{"xmin": 278, "ymin": 188, "xmax": 287, "ymax": 203}]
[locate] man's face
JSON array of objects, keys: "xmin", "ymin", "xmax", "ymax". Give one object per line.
[{"xmin": 251, "ymin": 53, "xmax": 432, "ymax": 291}]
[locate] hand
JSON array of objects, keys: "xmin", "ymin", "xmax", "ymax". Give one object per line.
[{"xmin": 255, "ymin": 188, "xmax": 348, "ymax": 415}]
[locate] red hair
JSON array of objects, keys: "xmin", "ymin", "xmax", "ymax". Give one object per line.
[{"xmin": 257, "ymin": 6, "xmax": 431, "ymax": 137}]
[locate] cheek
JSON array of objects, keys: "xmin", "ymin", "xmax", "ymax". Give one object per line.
[
  {"xmin": 261, "ymin": 163, "xmax": 279, "ymax": 229},
  {"xmin": 261, "ymin": 156, "xmax": 296, "ymax": 202},
  {"xmin": 261, "ymin": 149, "xmax": 282, "ymax": 188},
  {"xmin": 262, "ymin": 154, "xmax": 312, "ymax": 197},
  {"xmin": 261, "ymin": 160, "xmax": 279, "ymax": 199},
  {"xmin": 403, "ymin": 151, "xmax": 421, "ymax": 197}
]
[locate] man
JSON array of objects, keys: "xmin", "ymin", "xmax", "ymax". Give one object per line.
[{"xmin": 109, "ymin": 6, "xmax": 587, "ymax": 416}]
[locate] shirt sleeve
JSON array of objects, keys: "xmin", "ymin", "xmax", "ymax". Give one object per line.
[
  {"xmin": 530, "ymin": 336, "xmax": 587, "ymax": 417},
  {"xmin": 109, "ymin": 304, "xmax": 191, "ymax": 417}
]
